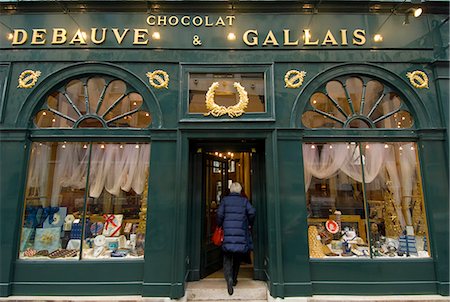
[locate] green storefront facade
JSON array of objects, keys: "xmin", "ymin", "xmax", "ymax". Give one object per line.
[{"xmin": 0, "ymin": 0, "xmax": 448, "ymax": 299}]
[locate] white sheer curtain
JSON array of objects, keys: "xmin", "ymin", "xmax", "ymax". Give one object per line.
[
  {"xmin": 51, "ymin": 143, "xmax": 89, "ymax": 206},
  {"xmin": 27, "ymin": 143, "xmax": 51, "ymax": 205},
  {"xmin": 302, "ymin": 142, "xmax": 419, "ymax": 228},
  {"xmin": 302, "ymin": 143, "xmax": 348, "ymax": 190},
  {"xmin": 340, "ymin": 143, "xmax": 386, "ymax": 183},
  {"xmin": 49, "ymin": 143, "xmax": 151, "ymax": 204},
  {"xmin": 89, "ymin": 143, "xmax": 151, "ymax": 198}
]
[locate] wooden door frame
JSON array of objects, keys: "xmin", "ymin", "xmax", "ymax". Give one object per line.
[{"xmin": 186, "ymin": 139, "xmax": 267, "ymax": 281}]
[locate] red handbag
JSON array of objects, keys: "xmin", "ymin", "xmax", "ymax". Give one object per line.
[{"xmin": 212, "ymin": 227, "xmax": 224, "ymax": 246}]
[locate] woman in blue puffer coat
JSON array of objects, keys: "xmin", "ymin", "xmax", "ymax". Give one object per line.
[{"xmin": 216, "ymin": 182, "xmax": 256, "ymax": 295}]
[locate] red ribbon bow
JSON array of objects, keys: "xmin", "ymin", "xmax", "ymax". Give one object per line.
[
  {"xmin": 103, "ymin": 214, "xmax": 117, "ymax": 229},
  {"xmin": 103, "ymin": 214, "xmax": 121, "ymax": 237}
]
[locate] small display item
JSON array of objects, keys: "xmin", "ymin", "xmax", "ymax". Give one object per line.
[
  {"xmin": 118, "ymin": 235, "xmax": 127, "ymax": 249},
  {"xmin": 398, "ymin": 235, "xmax": 418, "ymax": 256},
  {"xmin": 34, "ymin": 250, "xmax": 49, "ymax": 257},
  {"xmin": 20, "ymin": 228, "xmax": 33, "ymax": 252},
  {"xmin": 70, "ymin": 220, "xmax": 82, "ymax": 239},
  {"xmin": 63, "ymin": 214, "xmax": 75, "ymax": 231},
  {"xmin": 43, "ymin": 207, "xmax": 67, "ymax": 228},
  {"xmin": 48, "ymin": 249, "xmax": 78, "ymax": 259},
  {"xmin": 94, "ymin": 235, "xmax": 106, "ymax": 247},
  {"xmin": 111, "ymin": 249, "xmax": 128, "ymax": 257},
  {"xmin": 123, "ymin": 222, "xmax": 133, "ymax": 234},
  {"xmin": 34, "ymin": 227, "xmax": 61, "ymax": 252},
  {"xmin": 107, "ymin": 238, "xmax": 119, "ymax": 250},
  {"xmin": 325, "ymin": 220, "xmax": 339, "ymax": 234},
  {"xmin": 93, "ymin": 247, "xmax": 105, "ymax": 258},
  {"xmin": 102, "ymin": 214, "xmax": 123, "ymax": 237},
  {"xmin": 90, "ymin": 222, "xmax": 104, "ymax": 236},
  {"xmin": 23, "ymin": 248, "xmax": 37, "ymax": 257}
]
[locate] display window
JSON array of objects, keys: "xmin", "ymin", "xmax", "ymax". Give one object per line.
[
  {"xmin": 304, "ymin": 142, "xmax": 429, "ymax": 259},
  {"xmin": 19, "ymin": 74, "xmax": 152, "ymax": 260},
  {"xmin": 302, "ymin": 75, "xmax": 429, "ymax": 259},
  {"xmin": 19, "ymin": 142, "xmax": 150, "ymax": 260}
]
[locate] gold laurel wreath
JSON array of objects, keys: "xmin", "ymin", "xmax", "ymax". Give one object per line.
[
  {"xmin": 146, "ymin": 70, "xmax": 169, "ymax": 89},
  {"xmin": 284, "ymin": 70, "xmax": 307, "ymax": 89},
  {"xmin": 406, "ymin": 70, "xmax": 429, "ymax": 89},
  {"xmin": 17, "ymin": 70, "xmax": 41, "ymax": 89},
  {"xmin": 204, "ymin": 82, "xmax": 249, "ymax": 118}
]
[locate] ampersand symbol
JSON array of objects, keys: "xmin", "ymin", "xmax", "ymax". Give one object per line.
[{"xmin": 193, "ymin": 35, "xmax": 202, "ymax": 46}]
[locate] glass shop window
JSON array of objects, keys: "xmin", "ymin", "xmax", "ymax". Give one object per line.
[
  {"xmin": 304, "ymin": 142, "xmax": 430, "ymax": 259},
  {"xmin": 188, "ymin": 73, "xmax": 265, "ymax": 114},
  {"xmin": 302, "ymin": 76, "xmax": 413, "ymax": 129},
  {"xmin": 34, "ymin": 76, "xmax": 151, "ymax": 129},
  {"xmin": 19, "ymin": 142, "xmax": 150, "ymax": 260},
  {"xmin": 302, "ymin": 75, "xmax": 429, "ymax": 259}
]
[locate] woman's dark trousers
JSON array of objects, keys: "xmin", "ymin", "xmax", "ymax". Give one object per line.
[{"xmin": 223, "ymin": 252, "xmax": 242, "ymax": 285}]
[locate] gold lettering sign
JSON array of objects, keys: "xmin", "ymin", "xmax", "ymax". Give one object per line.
[
  {"xmin": 7, "ymin": 15, "xmax": 367, "ymax": 48},
  {"xmin": 242, "ymin": 28, "xmax": 367, "ymax": 47},
  {"xmin": 146, "ymin": 15, "xmax": 235, "ymax": 27}
]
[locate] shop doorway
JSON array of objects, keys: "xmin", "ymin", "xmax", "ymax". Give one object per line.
[{"xmin": 187, "ymin": 140, "xmax": 267, "ymax": 282}]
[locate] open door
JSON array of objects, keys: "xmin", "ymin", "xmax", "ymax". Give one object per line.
[
  {"xmin": 201, "ymin": 154, "xmax": 228, "ymax": 278},
  {"xmin": 188, "ymin": 141, "xmax": 266, "ymax": 281}
]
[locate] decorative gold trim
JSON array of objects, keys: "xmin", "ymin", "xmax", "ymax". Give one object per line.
[
  {"xmin": 284, "ymin": 69, "xmax": 307, "ymax": 89},
  {"xmin": 204, "ymin": 82, "xmax": 249, "ymax": 118},
  {"xmin": 17, "ymin": 70, "xmax": 41, "ymax": 89},
  {"xmin": 146, "ymin": 70, "xmax": 169, "ymax": 89},
  {"xmin": 406, "ymin": 70, "xmax": 429, "ymax": 89}
]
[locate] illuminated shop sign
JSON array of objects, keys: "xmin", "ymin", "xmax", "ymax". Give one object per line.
[{"xmin": 6, "ymin": 14, "xmax": 367, "ymax": 47}]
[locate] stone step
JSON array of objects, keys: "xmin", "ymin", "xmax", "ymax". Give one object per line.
[{"xmin": 186, "ymin": 279, "xmax": 267, "ymax": 301}]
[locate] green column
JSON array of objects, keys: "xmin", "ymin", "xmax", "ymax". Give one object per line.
[
  {"xmin": 142, "ymin": 134, "xmax": 184, "ymax": 298},
  {"xmin": 277, "ymin": 131, "xmax": 312, "ymax": 297},
  {"xmin": 418, "ymin": 134, "xmax": 449, "ymax": 296},
  {"xmin": 0, "ymin": 131, "xmax": 28, "ymax": 297}
]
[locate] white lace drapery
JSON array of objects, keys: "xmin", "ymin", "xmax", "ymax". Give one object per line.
[
  {"xmin": 26, "ymin": 143, "xmax": 51, "ymax": 205},
  {"xmin": 48, "ymin": 143, "xmax": 150, "ymax": 206},
  {"xmin": 302, "ymin": 142, "xmax": 418, "ymax": 228}
]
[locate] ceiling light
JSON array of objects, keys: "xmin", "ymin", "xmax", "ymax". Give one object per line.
[
  {"xmin": 152, "ymin": 32, "xmax": 161, "ymax": 40},
  {"xmin": 373, "ymin": 34, "xmax": 383, "ymax": 42},
  {"xmin": 227, "ymin": 32, "xmax": 236, "ymax": 41},
  {"xmin": 413, "ymin": 8, "xmax": 423, "ymax": 18}
]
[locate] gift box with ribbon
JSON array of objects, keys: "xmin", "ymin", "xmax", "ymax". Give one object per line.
[
  {"xmin": 102, "ymin": 214, "xmax": 123, "ymax": 237},
  {"xmin": 34, "ymin": 227, "xmax": 61, "ymax": 252},
  {"xmin": 43, "ymin": 207, "xmax": 67, "ymax": 228}
]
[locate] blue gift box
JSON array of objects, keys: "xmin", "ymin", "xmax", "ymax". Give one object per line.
[{"xmin": 70, "ymin": 221, "xmax": 82, "ymax": 239}]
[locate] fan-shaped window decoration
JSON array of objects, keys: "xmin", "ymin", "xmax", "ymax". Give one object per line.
[
  {"xmin": 34, "ymin": 76, "xmax": 152, "ymax": 128},
  {"xmin": 302, "ymin": 76, "xmax": 414, "ymax": 129}
]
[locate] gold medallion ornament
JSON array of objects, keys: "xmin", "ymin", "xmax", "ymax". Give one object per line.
[
  {"xmin": 204, "ymin": 82, "xmax": 249, "ymax": 118},
  {"xmin": 406, "ymin": 70, "xmax": 429, "ymax": 89},
  {"xmin": 146, "ymin": 70, "xmax": 169, "ymax": 89},
  {"xmin": 284, "ymin": 69, "xmax": 307, "ymax": 89},
  {"xmin": 17, "ymin": 70, "xmax": 41, "ymax": 89}
]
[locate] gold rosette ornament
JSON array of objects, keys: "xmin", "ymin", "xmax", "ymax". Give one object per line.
[
  {"xmin": 285, "ymin": 70, "xmax": 307, "ymax": 89},
  {"xmin": 406, "ymin": 70, "xmax": 429, "ymax": 89},
  {"xmin": 17, "ymin": 70, "xmax": 41, "ymax": 89},
  {"xmin": 146, "ymin": 70, "xmax": 169, "ymax": 89},
  {"xmin": 204, "ymin": 82, "xmax": 249, "ymax": 118}
]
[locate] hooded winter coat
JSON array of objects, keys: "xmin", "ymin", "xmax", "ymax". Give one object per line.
[{"xmin": 216, "ymin": 193, "xmax": 256, "ymax": 253}]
